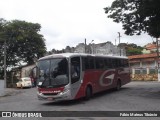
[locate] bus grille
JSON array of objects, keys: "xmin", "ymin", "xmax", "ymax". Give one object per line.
[{"xmin": 42, "ymin": 93, "xmax": 58, "ymax": 96}]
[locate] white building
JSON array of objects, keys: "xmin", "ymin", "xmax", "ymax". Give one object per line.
[{"xmin": 74, "ymin": 42, "xmax": 126, "ymax": 56}]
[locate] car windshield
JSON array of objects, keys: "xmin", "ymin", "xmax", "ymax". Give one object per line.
[{"xmin": 37, "ymin": 58, "xmax": 69, "ymax": 88}]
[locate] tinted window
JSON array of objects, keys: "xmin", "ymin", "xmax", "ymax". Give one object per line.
[
  {"xmin": 95, "ymin": 57, "xmax": 105, "ymax": 69},
  {"xmin": 37, "ymin": 58, "xmax": 69, "ymax": 88},
  {"xmin": 104, "ymin": 58, "xmax": 112, "ymax": 69},
  {"xmin": 71, "ymin": 57, "xmax": 80, "ymax": 84},
  {"xmin": 82, "ymin": 56, "xmax": 95, "ymax": 70},
  {"xmin": 124, "ymin": 59, "xmax": 129, "ymax": 67},
  {"xmin": 50, "ymin": 58, "xmax": 69, "ymax": 86},
  {"xmin": 111, "ymin": 59, "xmax": 117, "ymax": 68},
  {"xmin": 37, "ymin": 60, "xmax": 50, "ymax": 86}
]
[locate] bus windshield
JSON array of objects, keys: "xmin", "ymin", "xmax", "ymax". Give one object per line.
[{"xmin": 37, "ymin": 58, "xmax": 69, "ymax": 88}]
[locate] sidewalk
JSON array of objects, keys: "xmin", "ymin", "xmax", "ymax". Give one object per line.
[{"xmin": 0, "ymin": 88, "xmax": 22, "ymax": 97}]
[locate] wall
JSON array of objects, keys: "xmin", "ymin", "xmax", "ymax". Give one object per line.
[
  {"xmin": 0, "ymin": 80, "xmax": 4, "ymax": 96},
  {"xmin": 21, "ymin": 65, "xmax": 35, "ymax": 78},
  {"xmin": 130, "ymin": 59, "xmax": 158, "ymax": 81}
]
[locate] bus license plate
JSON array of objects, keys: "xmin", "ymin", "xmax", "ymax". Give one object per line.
[{"xmin": 47, "ymin": 97, "xmax": 53, "ymax": 101}]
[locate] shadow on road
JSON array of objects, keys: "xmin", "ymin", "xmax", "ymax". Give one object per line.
[
  {"xmin": 140, "ymin": 90, "xmax": 160, "ymax": 99},
  {"xmin": 42, "ymin": 99, "xmax": 85, "ymax": 106},
  {"xmin": 92, "ymin": 87, "xmax": 130, "ymax": 100},
  {"xmin": 41, "ymin": 87, "xmax": 131, "ymax": 106}
]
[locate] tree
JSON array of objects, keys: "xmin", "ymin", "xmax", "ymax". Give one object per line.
[
  {"xmin": 0, "ymin": 19, "xmax": 46, "ymax": 70},
  {"xmin": 118, "ymin": 43, "xmax": 143, "ymax": 56},
  {"xmin": 104, "ymin": 0, "xmax": 160, "ymax": 38},
  {"xmin": 126, "ymin": 47, "xmax": 143, "ymax": 56}
]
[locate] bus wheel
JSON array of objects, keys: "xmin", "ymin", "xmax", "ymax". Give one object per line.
[
  {"xmin": 85, "ymin": 86, "xmax": 92, "ymax": 100},
  {"xmin": 116, "ymin": 80, "xmax": 121, "ymax": 91}
]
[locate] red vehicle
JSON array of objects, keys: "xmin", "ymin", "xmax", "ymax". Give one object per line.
[{"xmin": 36, "ymin": 53, "xmax": 130, "ymax": 102}]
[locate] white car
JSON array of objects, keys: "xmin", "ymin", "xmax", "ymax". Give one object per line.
[{"xmin": 16, "ymin": 77, "xmax": 32, "ymax": 88}]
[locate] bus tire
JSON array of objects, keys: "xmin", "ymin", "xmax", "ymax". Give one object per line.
[
  {"xmin": 116, "ymin": 80, "xmax": 121, "ymax": 91},
  {"xmin": 85, "ymin": 86, "xmax": 92, "ymax": 100}
]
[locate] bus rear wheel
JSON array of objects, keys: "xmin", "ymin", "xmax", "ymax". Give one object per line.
[
  {"xmin": 116, "ymin": 80, "xmax": 121, "ymax": 91},
  {"xmin": 85, "ymin": 86, "xmax": 92, "ymax": 100}
]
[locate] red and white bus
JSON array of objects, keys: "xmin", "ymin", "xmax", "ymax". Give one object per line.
[{"xmin": 36, "ymin": 53, "xmax": 130, "ymax": 101}]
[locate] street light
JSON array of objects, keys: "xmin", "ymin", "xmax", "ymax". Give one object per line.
[
  {"xmin": 91, "ymin": 40, "xmax": 94, "ymax": 44},
  {"xmin": 118, "ymin": 32, "xmax": 121, "ymax": 44},
  {"xmin": 84, "ymin": 38, "xmax": 87, "ymax": 53}
]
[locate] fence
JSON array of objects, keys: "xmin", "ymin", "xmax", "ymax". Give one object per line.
[{"xmin": 131, "ymin": 68, "xmax": 158, "ymax": 81}]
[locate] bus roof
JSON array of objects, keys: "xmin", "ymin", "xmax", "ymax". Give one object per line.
[{"xmin": 39, "ymin": 53, "xmax": 128, "ymax": 61}]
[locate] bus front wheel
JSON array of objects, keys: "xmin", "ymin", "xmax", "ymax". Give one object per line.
[
  {"xmin": 85, "ymin": 86, "xmax": 92, "ymax": 100},
  {"xmin": 116, "ymin": 80, "xmax": 121, "ymax": 91}
]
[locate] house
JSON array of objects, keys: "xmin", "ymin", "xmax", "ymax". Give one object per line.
[
  {"xmin": 145, "ymin": 43, "xmax": 157, "ymax": 52},
  {"xmin": 12, "ymin": 64, "xmax": 36, "ymax": 80},
  {"xmin": 128, "ymin": 42, "xmax": 160, "ymax": 81},
  {"xmin": 128, "ymin": 53, "xmax": 158, "ymax": 81},
  {"xmin": 142, "ymin": 43, "xmax": 157, "ymax": 54},
  {"xmin": 74, "ymin": 42, "xmax": 126, "ymax": 56}
]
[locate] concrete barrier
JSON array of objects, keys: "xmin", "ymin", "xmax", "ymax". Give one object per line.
[{"xmin": 0, "ymin": 80, "xmax": 4, "ymax": 96}]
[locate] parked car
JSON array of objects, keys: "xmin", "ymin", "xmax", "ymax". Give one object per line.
[{"xmin": 16, "ymin": 77, "xmax": 32, "ymax": 88}]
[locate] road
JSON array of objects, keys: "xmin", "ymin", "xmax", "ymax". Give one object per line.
[{"xmin": 0, "ymin": 81, "xmax": 160, "ymax": 120}]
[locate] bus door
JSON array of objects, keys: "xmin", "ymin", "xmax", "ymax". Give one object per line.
[{"xmin": 70, "ymin": 56, "xmax": 81, "ymax": 98}]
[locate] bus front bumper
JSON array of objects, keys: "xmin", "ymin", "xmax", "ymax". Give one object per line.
[{"xmin": 37, "ymin": 89, "xmax": 72, "ymax": 102}]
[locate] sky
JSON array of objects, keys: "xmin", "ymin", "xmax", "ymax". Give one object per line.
[{"xmin": 0, "ymin": 0, "xmax": 154, "ymax": 51}]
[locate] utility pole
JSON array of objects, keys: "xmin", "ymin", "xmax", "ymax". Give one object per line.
[
  {"xmin": 118, "ymin": 32, "xmax": 121, "ymax": 56},
  {"xmin": 4, "ymin": 39, "xmax": 7, "ymax": 88},
  {"xmin": 90, "ymin": 40, "xmax": 94, "ymax": 54},
  {"xmin": 84, "ymin": 38, "xmax": 86, "ymax": 53},
  {"xmin": 156, "ymin": 38, "xmax": 159, "ymax": 68},
  {"xmin": 156, "ymin": 37, "xmax": 160, "ymax": 82}
]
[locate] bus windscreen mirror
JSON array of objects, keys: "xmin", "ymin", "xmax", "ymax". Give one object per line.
[{"xmin": 38, "ymin": 82, "xmax": 42, "ymax": 86}]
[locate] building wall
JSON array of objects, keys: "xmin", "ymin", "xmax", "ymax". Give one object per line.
[
  {"xmin": 130, "ymin": 59, "xmax": 158, "ymax": 81},
  {"xmin": 0, "ymin": 80, "xmax": 4, "ymax": 96},
  {"xmin": 130, "ymin": 62, "xmax": 140, "ymax": 68},
  {"xmin": 21, "ymin": 65, "xmax": 35, "ymax": 78},
  {"xmin": 74, "ymin": 42, "xmax": 126, "ymax": 56}
]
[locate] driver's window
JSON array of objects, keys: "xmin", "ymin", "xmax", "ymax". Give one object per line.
[{"xmin": 71, "ymin": 57, "xmax": 80, "ymax": 84}]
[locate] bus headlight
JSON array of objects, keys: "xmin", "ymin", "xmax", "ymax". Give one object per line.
[{"xmin": 59, "ymin": 88, "xmax": 70, "ymax": 95}]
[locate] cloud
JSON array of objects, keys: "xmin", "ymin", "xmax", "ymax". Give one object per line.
[{"xmin": 0, "ymin": 0, "xmax": 153, "ymax": 51}]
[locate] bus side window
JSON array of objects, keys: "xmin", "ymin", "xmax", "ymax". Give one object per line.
[
  {"xmin": 112, "ymin": 59, "xmax": 117, "ymax": 68},
  {"xmin": 116, "ymin": 59, "xmax": 121, "ymax": 68},
  {"xmin": 95, "ymin": 57, "xmax": 105, "ymax": 69},
  {"xmin": 82, "ymin": 56, "xmax": 95, "ymax": 71},
  {"xmin": 88, "ymin": 57, "xmax": 95, "ymax": 69},
  {"xmin": 120, "ymin": 59, "xmax": 123, "ymax": 67},
  {"xmin": 104, "ymin": 58, "xmax": 112, "ymax": 69},
  {"xmin": 124, "ymin": 59, "xmax": 129, "ymax": 67},
  {"xmin": 71, "ymin": 57, "xmax": 80, "ymax": 84},
  {"xmin": 109, "ymin": 59, "xmax": 113, "ymax": 68}
]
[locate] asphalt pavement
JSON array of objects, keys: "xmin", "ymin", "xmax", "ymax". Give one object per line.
[
  {"xmin": 1, "ymin": 81, "xmax": 160, "ymax": 120},
  {"xmin": 0, "ymin": 88, "xmax": 23, "ymax": 97}
]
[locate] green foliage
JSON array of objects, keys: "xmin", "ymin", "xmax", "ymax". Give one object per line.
[
  {"xmin": 127, "ymin": 47, "xmax": 142, "ymax": 56},
  {"xmin": 0, "ymin": 19, "xmax": 46, "ymax": 70},
  {"xmin": 118, "ymin": 43, "xmax": 143, "ymax": 56},
  {"xmin": 104, "ymin": 0, "xmax": 160, "ymax": 38}
]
